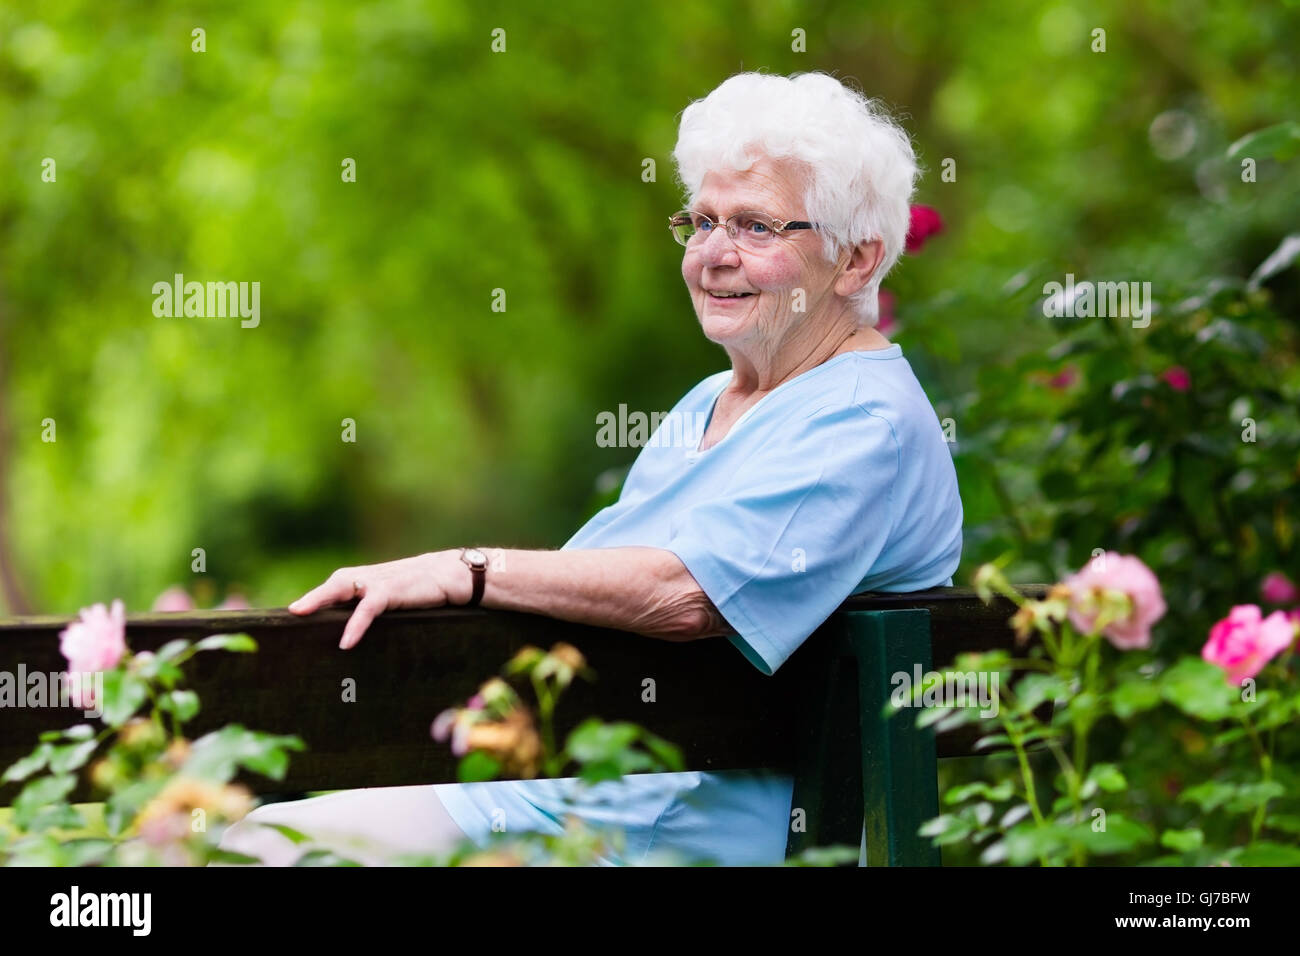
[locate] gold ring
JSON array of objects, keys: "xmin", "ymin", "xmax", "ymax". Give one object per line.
[{"xmin": 352, "ymin": 580, "xmax": 363, "ymax": 597}]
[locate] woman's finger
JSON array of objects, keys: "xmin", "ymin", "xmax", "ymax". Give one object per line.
[
  {"xmin": 289, "ymin": 571, "xmax": 357, "ymax": 615},
  {"xmin": 339, "ymin": 594, "xmax": 385, "ymax": 650}
]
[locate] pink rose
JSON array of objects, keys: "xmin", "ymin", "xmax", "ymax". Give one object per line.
[
  {"xmin": 1260, "ymin": 572, "xmax": 1298, "ymax": 605},
  {"xmin": 1202, "ymin": 605, "xmax": 1297, "ymax": 685},
  {"xmin": 431, "ymin": 708, "xmax": 457, "ymax": 743},
  {"xmin": 59, "ymin": 599, "xmax": 127, "ymax": 673},
  {"xmin": 1061, "ymin": 552, "xmax": 1167, "ymax": 649},
  {"xmin": 905, "ymin": 205, "xmax": 944, "ymax": 253},
  {"xmin": 1160, "ymin": 366, "xmax": 1191, "ymax": 392},
  {"xmin": 431, "ymin": 708, "xmax": 475, "ymax": 756},
  {"xmin": 218, "ymin": 592, "xmax": 251, "ymax": 610},
  {"xmin": 152, "ymin": 587, "xmax": 195, "ymax": 612}
]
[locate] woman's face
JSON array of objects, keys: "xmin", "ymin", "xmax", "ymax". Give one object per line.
[{"xmin": 681, "ymin": 156, "xmax": 844, "ymax": 353}]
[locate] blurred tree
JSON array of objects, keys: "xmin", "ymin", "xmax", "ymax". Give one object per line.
[{"xmin": 0, "ymin": 0, "xmax": 1296, "ymax": 613}]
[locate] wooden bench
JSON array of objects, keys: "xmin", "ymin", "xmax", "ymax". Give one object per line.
[{"xmin": 0, "ymin": 585, "xmax": 1044, "ymax": 865}]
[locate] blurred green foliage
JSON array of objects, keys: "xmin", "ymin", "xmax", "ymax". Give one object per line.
[{"xmin": 1, "ymin": 0, "xmax": 1298, "ymax": 614}]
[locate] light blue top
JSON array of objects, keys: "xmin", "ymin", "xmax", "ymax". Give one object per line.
[{"xmin": 435, "ymin": 345, "xmax": 964, "ymax": 864}]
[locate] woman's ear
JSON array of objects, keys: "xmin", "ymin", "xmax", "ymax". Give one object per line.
[{"xmin": 834, "ymin": 238, "xmax": 886, "ymax": 298}]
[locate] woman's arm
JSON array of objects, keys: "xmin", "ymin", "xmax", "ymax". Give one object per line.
[{"xmin": 289, "ymin": 547, "xmax": 732, "ymax": 650}]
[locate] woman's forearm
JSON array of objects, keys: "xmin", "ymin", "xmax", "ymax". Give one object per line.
[
  {"xmin": 290, "ymin": 546, "xmax": 731, "ymax": 649},
  {"xmin": 470, "ymin": 546, "xmax": 731, "ymax": 641}
]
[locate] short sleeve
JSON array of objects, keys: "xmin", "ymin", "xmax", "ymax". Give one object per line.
[{"xmin": 664, "ymin": 404, "xmax": 900, "ymax": 675}]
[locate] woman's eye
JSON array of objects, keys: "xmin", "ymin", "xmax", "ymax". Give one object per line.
[{"xmin": 745, "ymin": 219, "xmax": 770, "ymax": 234}]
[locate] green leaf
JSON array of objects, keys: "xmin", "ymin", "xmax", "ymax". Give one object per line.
[
  {"xmin": 1000, "ymin": 803, "xmax": 1032, "ymax": 828},
  {"xmin": 1178, "ymin": 779, "xmax": 1282, "ymax": 814},
  {"xmin": 915, "ymin": 704, "xmax": 985, "ymax": 730},
  {"xmin": 1264, "ymin": 813, "xmax": 1300, "ymax": 835},
  {"xmin": 24, "ymin": 802, "xmax": 86, "ymax": 834},
  {"xmin": 156, "ymin": 639, "xmax": 192, "ymax": 662},
  {"xmin": 181, "ymin": 726, "xmax": 305, "ymax": 783},
  {"xmin": 979, "ymin": 839, "xmax": 1008, "ymax": 865},
  {"xmin": 1179, "ymin": 781, "xmax": 1237, "ymax": 813},
  {"xmin": 918, "ymin": 813, "xmax": 972, "ymax": 845},
  {"xmin": 1015, "ymin": 674, "xmax": 1070, "ymax": 712},
  {"xmin": 1086, "ymin": 763, "xmax": 1128, "ymax": 794},
  {"xmin": 131, "ymin": 652, "xmax": 183, "ymax": 684},
  {"xmin": 104, "ymin": 779, "xmax": 167, "ymax": 837},
  {"xmin": 783, "ymin": 845, "xmax": 861, "ymax": 867},
  {"xmin": 2, "ymin": 834, "xmax": 64, "ymax": 866},
  {"xmin": 1111, "ymin": 677, "xmax": 1162, "ymax": 718},
  {"xmin": 292, "ymin": 849, "xmax": 364, "ymax": 866},
  {"xmin": 205, "ymin": 847, "xmax": 265, "ymax": 865},
  {"xmin": 100, "ymin": 670, "xmax": 150, "ymax": 727},
  {"xmin": 1072, "ymin": 813, "xmax": 1153, "ymax": 856},
  {"xmin": 162, "ymin": 689, "xmax": 200, "ymax": 722},
  {"xmin": 944, "ymin": 780, "xmax": 1015, "ymax": 805},
  {"xmin": 13, "ymin": 774, "xmax": 76, "ymax": 829},
  {"xmin": 2, "ymin": 743, "xmax": 53, "ymax": 783},
  {"xmin": 1227, "ymin": 121, "xmax": 1300, "ymax": 161},
  {"xmin": 1210, "ymin": 727, "xmax": 1249, "ymax": 746},
  {"xmin": 1002, "ymin": 822, "xmax": 1073, "ymax": 865},
  {"xmin": 639, "ymin": 733, "xmax": 685, "ymax": 773},
  {"xmin": 966, "ymin": 801, "xmax": 995, "ymax": 827},
  {"xmin": 1247, "ymin": 234, "xmax": 1300, "ymax": 292},
  {"xmin": 456, "ymin": 751, "xmax": 501, "ymax": 783},
  {"xmin": 565, "ymin": 720, "xmax": 640, "ymax": 763},
  {"xmin": 613, "ymin": 750, "xmax": 655, "ymax": 775},
  {"xmin": 1234, "ymin": 842, "xmax": 1300, "ymax": 866},
  {"xmin": 194, "ymin": 633, "xmax": 258, "ymax": 653},
  {"xmin": 48, "ymin": 739, "xmax": 99, "ymax": 775},
  {"xmin": 1160, "ymin": 658, "xmax": 1238, "ymax": 721},
  {"xmin": 64, "ymin": 839, "xmax": 114, "ymax": 866},
  {"xmin": 253, "ymin": 821, "xmax": 311, "ymax": 844},
  {"xmin": 1160, "ymin": 828, "xmax": 1204, "ymax": 853},
  {"xmin": 1225, "ymin": 781, "xmax": 1284, "ymax": 813},
  {"xmin": 933, "ymin": 707, "xmax": 991, "ymax": 733},
  {"xmin": 576, "ymin": 759, "xmax": 627, "ymax": 786}
]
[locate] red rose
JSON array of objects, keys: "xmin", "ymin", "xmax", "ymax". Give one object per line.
[
  {"xmin": 905, "ymin": 205, "xmax": 944, "ymax": 253},
  {"xmin": 1160, "ymin": 366, "xmax": 1191, "ymax": 392}
]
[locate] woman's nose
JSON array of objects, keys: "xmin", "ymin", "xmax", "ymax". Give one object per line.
[{"xmin": 697, "ymin": 225, "xmax": 742, "ymax": 267}]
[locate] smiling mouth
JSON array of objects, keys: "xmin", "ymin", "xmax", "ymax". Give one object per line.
[{"xmin": 706, "ymin": 291, "xmax": 755, "ymax": 299}]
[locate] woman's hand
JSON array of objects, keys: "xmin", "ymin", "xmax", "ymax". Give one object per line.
[{"xmin": 288, "ymin": 550, "xmax": 473, "ymax": 649}]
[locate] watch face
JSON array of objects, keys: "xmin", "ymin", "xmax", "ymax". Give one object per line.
[{"xmin": 463, "ymin": 548, "xmax": 488, "ymax": 567}]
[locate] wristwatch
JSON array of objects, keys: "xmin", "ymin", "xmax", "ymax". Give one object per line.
[{"xmin": 458, "ymin": 548, "xmax": 488, "ymax": 606}]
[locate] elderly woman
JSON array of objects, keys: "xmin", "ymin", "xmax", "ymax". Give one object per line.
[{"xmin": 219, "ymin": 70, "xmax": 962, "ymax": 866}]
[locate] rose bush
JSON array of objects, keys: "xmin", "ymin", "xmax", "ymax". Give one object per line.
[
  {"xmin": 905, "ymin": 555, "xmax": 1300, "ymax": 866},
  {"xmin": 0, "ymin": 602, "xmax": 304, "ymax": 867}
]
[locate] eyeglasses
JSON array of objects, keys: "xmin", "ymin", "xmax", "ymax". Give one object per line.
[{"xmin": 668, "ymin": 209, "xmax": 818, "ymax": 252}]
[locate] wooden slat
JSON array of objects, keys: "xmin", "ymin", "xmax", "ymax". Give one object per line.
[{"xmin": 0, "ymin": 587, "xmax": 1043, "ymax": 802}]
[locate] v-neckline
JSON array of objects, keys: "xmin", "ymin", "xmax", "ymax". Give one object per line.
[{"xmin": 688, "ymin": 346, "xmax": 903, "ymax": 456}]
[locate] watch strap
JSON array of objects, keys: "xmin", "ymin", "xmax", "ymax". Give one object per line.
[{"xmin": 459, "ymin": 548, "xmax": 487, "ymax": 606}]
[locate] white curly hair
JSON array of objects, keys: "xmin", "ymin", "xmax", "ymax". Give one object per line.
[{"xmin": 672, "ymin": 71, "xmax": 919, "ymax": 326}]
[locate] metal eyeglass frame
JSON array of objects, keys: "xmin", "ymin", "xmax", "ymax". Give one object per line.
[{"xmin": 668, "ymin": 209, "xmax": 818, "ymax": 247}]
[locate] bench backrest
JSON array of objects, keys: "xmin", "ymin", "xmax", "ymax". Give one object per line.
[{"xmin": 0, "ymin": 586, "xmax": 1039, "ymax": 808}]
